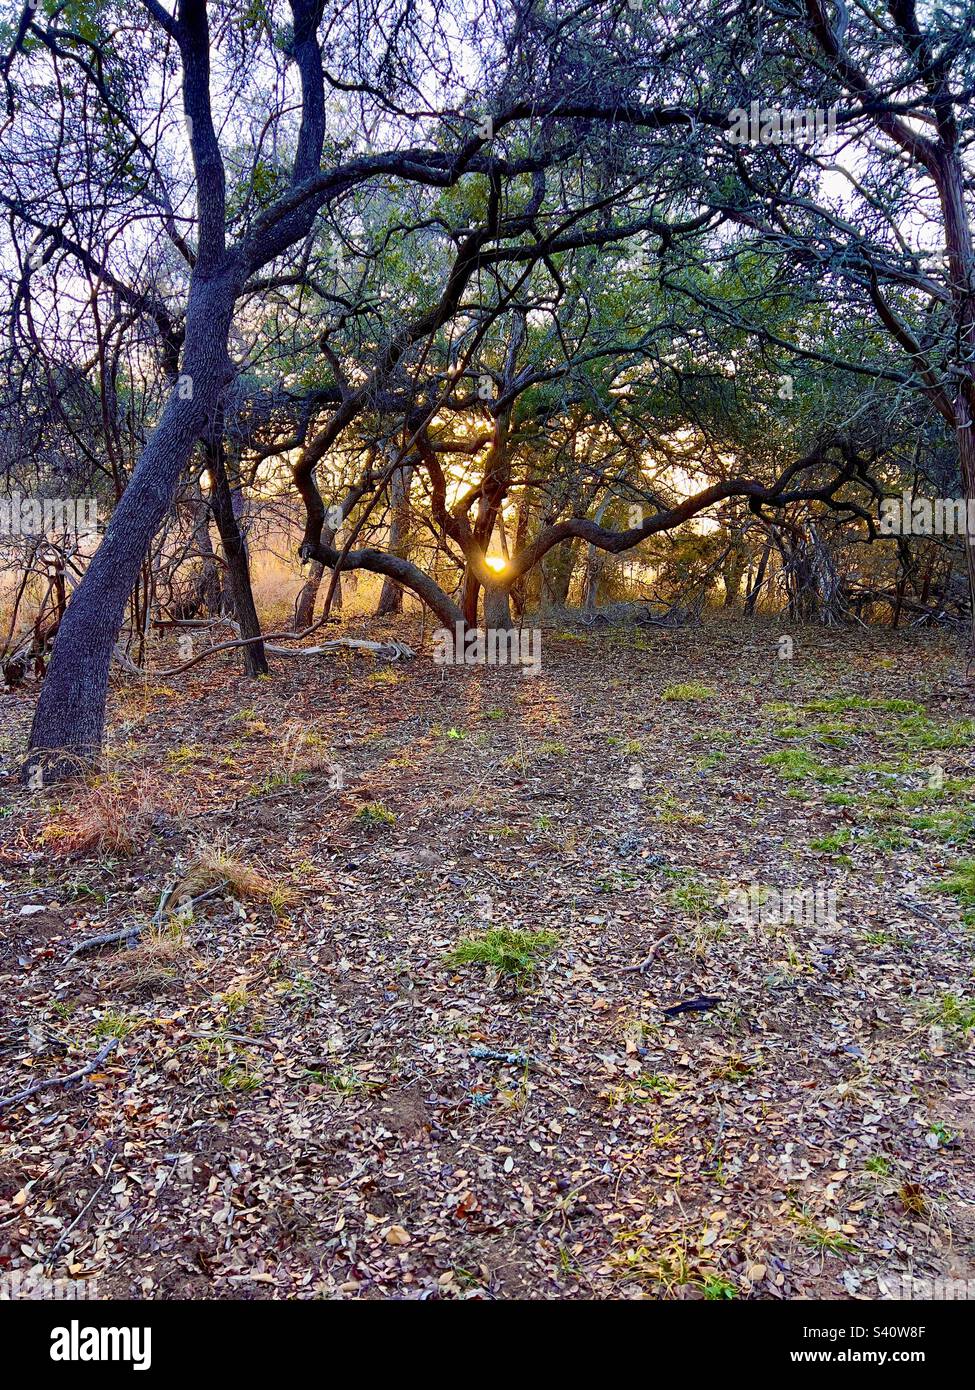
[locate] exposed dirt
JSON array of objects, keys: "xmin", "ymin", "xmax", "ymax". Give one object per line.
[{"xmin": 1, "ymin": 613, "xmax": 974, "ymax": 1300}]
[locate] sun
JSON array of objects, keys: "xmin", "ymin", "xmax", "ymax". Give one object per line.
[{"xmin": 484, "ymin": 556, "xmax": 507, "ymax": 574}]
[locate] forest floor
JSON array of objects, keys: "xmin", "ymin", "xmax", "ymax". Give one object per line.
[{"xmin": 1, "ymin": 612, "xmax": 974, "ymax": 1301}]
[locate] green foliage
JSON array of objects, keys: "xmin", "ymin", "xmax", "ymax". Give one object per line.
[
  {"xmin": 897, "ymin": 717, "xmax": 975, "ymax": 750},
  {"xmin": 447, "ymin": 928, "xmax": 557, "ymax": 984},
  {"xmin": 666, "ymin": 875, "xmax": 717, "ymax": 917},
  {"xmin": 925, "ymin": 993, "xmax": 975, "ymax": 1032},
  {"xmin": 930, "ymin": 861, "xmax": 975, "ymax": 910},
  {"xmin": 661, "ymin": 683, "xmax": 716, "ymax": 702},
  {"xmin": 810, "ymin": 828, "xmax": 852, "ymax": 853},
  {"xmin": 804, "ymin": 696, "xmax": 922, "ymax": 715},
  {"xmin": 93, "ymin": 1010, "xmax": 135, "ymax": 1040},
  {"xmin": 762, "ymin": 748, "xmax": 845, "ymax": 784}
]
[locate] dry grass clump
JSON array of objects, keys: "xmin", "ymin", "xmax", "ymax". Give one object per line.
[
  {"xmin": 280, "ymin": 722, "xmax": 335, "ymax": 775},
  {"xmin": 38, "ymin": 770, "xmax": 172, "ymax": 856},
  {"xmin": 171, "ymin": 840, "xmax": 295, "ymax": 914},
  {"xmin": 109, "ymin": 920, "xmax": 192, "ymax": 995}
]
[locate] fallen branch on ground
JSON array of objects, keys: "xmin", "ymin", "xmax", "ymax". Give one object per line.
[
  {"xmin": 0, "ymin": 1037, "xmax": 119, "ymax": 1115},
  {"xmin": 64, "ymin": 883, "xmax": 227, "ymax": 960},
  {"xmin": 142, "ymin": 618, "xmax": 415, "ymax": 677},
  {"xmin": 64, "ymin": 924, "xmax": 142, "ymax": 959},
  {"xmin": 614, "ymin": 931, "xmax": 676, "ymax": 975},
  {"xmin": 263, "ymin": 637, "xmax": 414, "ymax": 662},
  {"xmin": 897, "ymin": 896, "xmax": 943, "ymax": 928}
]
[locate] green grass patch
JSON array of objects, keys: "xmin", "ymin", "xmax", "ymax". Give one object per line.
[
  {"xmin": 693, "ymin": 751, "xmax": 726, "ymax": 771},
  {"xmin": 924, "ymin": 993, "xmax": 975, "ymax": 1032},
  {"xmin": 666, "ymin": 875, "xmax": 717, "ymax": 917},
  {"xmin": 762, "ymin": 747, "xmax": 846, "ymax": 784},
  {"xmin": 908, "ymin": 808, "xmax": 975, "ymax": 844},
  {"xmin": 897, "ymin": 716, "xmax": 975, "ymax": 750},
  {"xmin": 250, "ymin": 770, "xmax": 309, "ymax": 795},
  {"xmin": 652, "ymin": 791, "xmax": 705, "ymax": 825},
  {"xmin": 446, "ymin": 927, "xmax": 557, "ymax": 984},
  {"xmin": 93, "ymin": 1011, "xmax": 136, "ymax": 1040},
  {"xmin": 810, "ymin": 828, "xmax": 853, "ymax": 853},
  {"xmin": 662, "ymin": 683, "xmax": 716, "ymax": 702},
  {"xmin": 929, "ymin": 860, "xmax": 975, "ymax": 908}
]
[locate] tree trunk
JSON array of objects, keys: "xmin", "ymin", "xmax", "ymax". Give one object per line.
[
  {"xmin": 744, "ymin": 538, "xmax": 772, "ymax": 615},
  {"xmin": 295, "ymin": 559, "xmax": 324, "ymax": 629},
  {"xmin": 187, "ymin": 478, "xmax": 222, "ymax": 615},
  {"xmin": 931, "ymin": 145, "xmax": 975, "ymax": 652},
  {"xmin": 461, "ymin": 567, "xmax": 480, "ymax": 627},
  {"xmin": 376, "ymin": 465, "xmax": 413, "ymax": 616},
  {"xmin": 512, "ymin": 492, "xmax": 540, "ymax": 613},
  {"xmin": 541, "ymin": 540, "xmax": 576, "ymax": 613},
  {"xmin": 581, "ymin": 547, "xmax": 606, "ymax": 613},
  {"xmin": 206, "ymin": 441, "xmax": 269, "ymax": 677},
  {"xmin": 24, "ymin": 270, "xmax": 241, "ymax": 784},
  {"xmin": 722, "ymin": 552, "xmax": 747, "ymax": 608},
  {"xmin": 483, "ymin": 583, "xmax": 513, "ymax": 630}
]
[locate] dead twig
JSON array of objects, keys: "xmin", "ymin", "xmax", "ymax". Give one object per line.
[
  {"xmin": 64, "ymin": 882, "xmax": 226, "ymax": 960},
  {"xmin": 614, "ymin": 931, "xmax": 676, "ymax": 975},
  {"xmin": 897, "ymin": 896, "xmax": 942, "ymax": 928},
  {"xmin": 0, "ymin": 1037, "xmax": 119, "ymax": 1115},
  {"xmin": 44, "ymin": 1152, "xmax": 118, "ymax": 1270},
  {"xmin": 65, "ymin": 925, "xmax": 142, "ymax": 960}
]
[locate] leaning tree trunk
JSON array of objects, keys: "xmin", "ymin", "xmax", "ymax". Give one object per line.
[
  {"xmin": 206, "ymin": 442, "xmax": 269, "ymax": 677},
  {"xmin": 24, "ymin": 274, "xmax": 239, "ymax": 784},
  {"xmin": 744, "ymin": 537, "xmax": 772, "ymax": 616}
]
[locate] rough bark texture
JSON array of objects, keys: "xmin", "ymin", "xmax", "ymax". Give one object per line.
[
  {"xmin": 186, "ymin": 481, "xmax": 222, "ymax": 616},
  {"xmin": 295, "ymin": 559, "xmax": 324, "ymax": 630},
  {"xmin": 25, "ymin": 269, "xmax": 241, "ymax": 783},
  {"xmin": 306, "ymin": 539, "xmax": 464, "ymax": 630},
  {"xmin": 581, "ymin": 547, "xmax": 607, "ymax": 613},
  {"xmin": 206, "ymin": 441, "xmax": 269, "ymax": 677},
  {"xmin": 376, "ymin": 466, "xmax": 413, "ymax": 616},
  {"xmin": 483, "ymin": 583, "xmax": 513, "ymax": 630},
  {"xmin": 541, "ymin": 540, "xmax": 576, "ymax": 613},
  {"xmin": 22, "ymin": 0, "xmax": 325, "ymax": 781},
  {"xmin": 934, "ymin": 148, "xmax": 975, "ymax": 651},
  {"xmin": 461, "ymin": 566, "xmax": 481, "ymax": 628}
]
